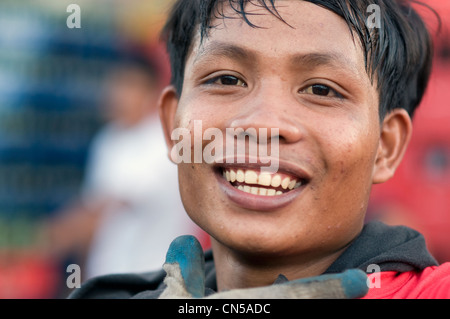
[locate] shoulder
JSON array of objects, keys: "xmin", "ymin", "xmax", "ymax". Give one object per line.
[
  {"xmin": 364, "ymin": 262, "xmax": 450, "ymax": 299},
  {"xmin": 68, "ymin": 250, "xmax": 217, "ymax": 299},
  {"xmin": 413, "ymin": 263, "xmax": 450, "ymax": 298},
  {"xmin": 68, "ymin": 269, "xmax": 167, "ymax": 299}
]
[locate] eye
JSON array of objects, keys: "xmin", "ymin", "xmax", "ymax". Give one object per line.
[
  {"xmin": 300, "ymin": 84, "xmax": 342, "ymax": 98},
  {"xmin": 206, "ymin": 75, "xmax": 247, "ymax": 87}
]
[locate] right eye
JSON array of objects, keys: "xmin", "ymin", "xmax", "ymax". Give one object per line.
[
  {"xmin": 299, "ymin": 83, "xmax": 343, "ymax": 99},
  {"xmin": 206, "ymin": 75, "xmax": 247, "ymax": 87}
]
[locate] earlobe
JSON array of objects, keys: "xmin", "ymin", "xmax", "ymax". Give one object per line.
[
  {"xmin": 372, "ymin": 109, "xmax": 413, "ymax": 184},
  {"xmin": 158, "ymin": 85, "xmax": 179, "ymax": 162}
]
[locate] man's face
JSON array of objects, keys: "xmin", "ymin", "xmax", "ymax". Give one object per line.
[{"xmin": 166, "ymin": 1, "xmax": 382, "ymax": 259}]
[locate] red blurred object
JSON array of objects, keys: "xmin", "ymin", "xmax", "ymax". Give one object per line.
[
  {"xmin": 0, "ymin": 251, "xmax": 60, "ymax": 299},
  {"xmin": 369, "ymin": 0, "xmax": 450, "ymax": 263}
]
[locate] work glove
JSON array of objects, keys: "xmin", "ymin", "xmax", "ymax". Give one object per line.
[{"xmin": 158, "ymin": 235, "xmax": 369, "ymax": 299}]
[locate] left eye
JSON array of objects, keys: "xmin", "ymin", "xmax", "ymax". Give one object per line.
[
  {"xmin": 300, "ymin": 84, "xmax": 341, "ymax": 98},
  {"xmin": 207, "ymin": 75, "xmax": 247, "ymax": 87}
]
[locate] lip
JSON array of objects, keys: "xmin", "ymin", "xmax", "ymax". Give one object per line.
[
  {"xmin": 214, "ymin": 155, "xmax": 310, "ymax": 177},
  {"xmin": 214, "ymin": 157, "xmax": 310, "ymax": 212}
]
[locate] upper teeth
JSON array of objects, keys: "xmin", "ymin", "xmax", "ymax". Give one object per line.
[{"xmin": 223, "ymin": 168, "xmax": 302, "ymax": 196}]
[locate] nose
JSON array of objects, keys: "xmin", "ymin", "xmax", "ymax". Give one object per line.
[{"xmin": 226, "ymin": 84, "xmax": 304, "ymax": 145}]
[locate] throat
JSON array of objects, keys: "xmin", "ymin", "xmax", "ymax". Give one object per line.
[{"xmin": 210, "ymin": 239, "xmax": 346, "ymax": 293}]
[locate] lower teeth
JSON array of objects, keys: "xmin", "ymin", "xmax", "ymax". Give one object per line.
[{"xmin": 235, "ymin": 185, "xmax": 283, "ymax": 196}]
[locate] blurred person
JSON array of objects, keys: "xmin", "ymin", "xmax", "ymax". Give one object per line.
[{"xmin": 40, "ymin": 48, "xmax": 203, "ymax": 281}]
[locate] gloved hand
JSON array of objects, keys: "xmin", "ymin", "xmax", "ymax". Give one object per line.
[{"xmin": 158, "ymin": 235, "xmax": 369, "ymax": 299}]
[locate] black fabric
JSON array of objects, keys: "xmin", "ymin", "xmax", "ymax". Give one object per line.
[
  {"xmin": 324, "ymin": 221, "xmax": 438, "ymax": 274},
  {"xmin": 69, "ymin": 221, "xmax": 438, "ymax": 299}
]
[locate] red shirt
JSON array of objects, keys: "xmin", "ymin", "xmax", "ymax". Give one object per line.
[{"xmin": 363, "ymin": 263, "xmax": 450, "ymax": 299}]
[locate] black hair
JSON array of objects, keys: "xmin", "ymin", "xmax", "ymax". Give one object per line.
[{"xmin": 161, "ymin": 0, "xmax": 437, "ymax": 120}]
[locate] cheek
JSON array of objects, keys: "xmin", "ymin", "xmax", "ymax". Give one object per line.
[
  {"xmin": 176, "ymin": 94, "xmax": 222, "ymax": 129},
  {"xmin": 304, "ymin": 130, "xmax": 378, "ymax": 249},
  {"xmin": 304, "ymin": 114, "xmax": 378, "ymax": 202},
  {"xmin": 324, "ymin": 110, "xmax": 379, "ymax": 173},
  {"xmin": 321, "ymin": 124, "xmax": 379, "ymax": 210},
  {"xmin": 177, "ymin": 164, "xmax": 206, "ymax": 227},
  {"xmin": 178, "ymin": 163, "xmax": 211, "ymax": 204},
  {"xmin": 177, "ymin": 162, "xmax": 224, "ymax": 233}
]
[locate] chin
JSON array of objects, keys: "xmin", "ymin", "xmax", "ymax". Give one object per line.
[{"xmin": 208, "ymin": 219, "xmax": 304, "ymax": 255}]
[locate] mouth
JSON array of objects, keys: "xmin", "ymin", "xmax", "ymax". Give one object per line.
[
  {"xmin": 221, "ymin": 167, "xmax": 304, "ymax": 196},
  {"xmin": 214, "ymin": 163, "xmax": 310, "ymax": 211}
]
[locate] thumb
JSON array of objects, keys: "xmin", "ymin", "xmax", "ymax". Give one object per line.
[{"xmin": 159, "ymin": 235, "xmax": 205, "ymax": 299}]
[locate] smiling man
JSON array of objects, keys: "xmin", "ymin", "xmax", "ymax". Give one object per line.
[
  {"xmin": 71, "ymin": 0, "xmax": 450, "ymax": 299},
  {"xmin": 163, "ymin": 1, "xmax": 382, "ymax": 288}
]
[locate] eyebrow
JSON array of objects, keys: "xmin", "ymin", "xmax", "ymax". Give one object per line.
[
  {"xmin": 291, "ymin": 52, "xmax": 356, "ymax": 71},
  {"xmin": 194, "ymin": 41, "xmax": 253, "ymax": 65},
  {"xmin": 193, "ymin": 41, "xmax": 359, "ymax": 73}
]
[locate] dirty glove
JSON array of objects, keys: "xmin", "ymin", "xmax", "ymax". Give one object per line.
[{"xmin": 158, "ymin": 235, "xmax": 368, "ymax": 299}]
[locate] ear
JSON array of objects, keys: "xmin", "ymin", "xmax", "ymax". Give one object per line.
[
  {"xmin": 158, "ymin": 85, "xmax": 179, "ymax": 162},
  {"xmin": 372, "ymin": 109, "xmax": 413, "ymax": 184}
]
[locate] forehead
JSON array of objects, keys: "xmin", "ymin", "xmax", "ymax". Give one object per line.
[{"xmin": 186, "ymin": 0, "xmax": 367, "ymax": 79}]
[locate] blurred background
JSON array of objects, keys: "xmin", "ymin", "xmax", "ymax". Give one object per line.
[
  {"xmin": 367, "ymin": 0, "xmax": 450, "ymax": 263},
  {"xmin": 0, "ymin": 0, "xmax": 447, "ymax": 299},
  {"xmin": 0, "ymin": 0, "xmax": 208, "ymax": 299}
]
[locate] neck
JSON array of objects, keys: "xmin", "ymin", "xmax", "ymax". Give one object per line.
[{"xmin": 211, "ymin": 239, "xmax": 346, "ymax": 292}]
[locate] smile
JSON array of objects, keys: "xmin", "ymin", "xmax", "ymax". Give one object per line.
[
  {"xmin": 222, "ymin": 168, "xmax": 302, "ymax": 196},
  {"xmin": 215, "ymin": 162, "xmax": 309, "ymax": 211}
]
